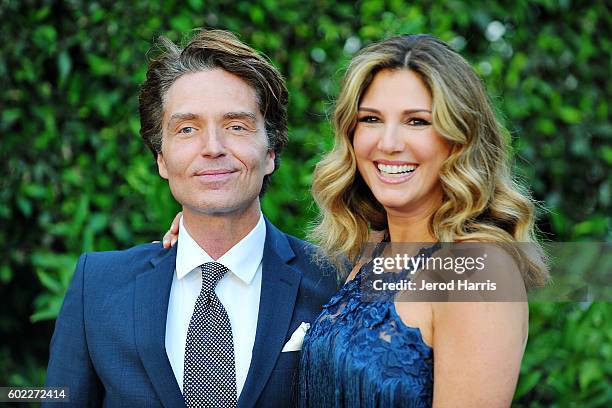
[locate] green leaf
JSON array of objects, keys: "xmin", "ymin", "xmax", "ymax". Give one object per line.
[
  {"xmin": 600, "ymin": 146, "xmax": 612, "ymax": 165},
  {"xmin": 31, "ymin": 252, "xmax": 77, "ymax": 272},
  {"xmin": 88, "ymin": 213, "xmax": 109, "ymax": 233},
  {"xmin": 32, "ymin": 25, "xmax": 57, "ymax": 48},
  {"xmin": 169, "ymin": 14, "xmax": 193, "ymax": 33},
  {"xmin": 559, "ymin": 106, "xmax": 582, "ymax": 124},
  {"xmin": 57, "ymin": 50, "xmax": 72, "ymax": 86},
  {"xmin": 86, "ymin": 54, "xmax": 116, "ymax": 76},
  {"xmin": 16, "ymin": 196, "xmax": 32, "ymax": 217},
  {"xmin": 514, "ymin": 370, "xmax": 542, "ymax": 398},
  {"xmin": 187, "ymin": 0, "xmax": 204, "ymax": 10},
  {"xmin": 0, "ymin": 264, "xmax": 13, "ymax": 283},
  {"xmin": 2, "ymin": 108, "xmax": 21, "ymax": 126},
  {"xmin": 579, "ymin": 360, "xmax": 603, "ymax": 391},
  {"xmin": 31, "ymin": 300, "xmax": 62, "ymax": 322},
  {"xmin": 36, "ymin": 270, "xmax": 63, "ymax": 294}
]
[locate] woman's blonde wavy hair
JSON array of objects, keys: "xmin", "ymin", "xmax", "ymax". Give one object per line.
[{"xmin": 310, "ymin": 34, "xmax": 548, "ymax": 287}]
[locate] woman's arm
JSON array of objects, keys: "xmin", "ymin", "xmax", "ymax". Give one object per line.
[{"xmin": 431, "ymin": 247, "xmax": 528, "ymax": 407}]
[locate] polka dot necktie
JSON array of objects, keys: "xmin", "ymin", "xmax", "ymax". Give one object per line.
[{"xmin": 183, "ymin": 262, "xmax": 237, "ymax": 407}]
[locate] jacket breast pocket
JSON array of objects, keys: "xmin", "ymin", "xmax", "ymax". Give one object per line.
[{"xmin": 274, "ymin": 350, "xmax": 300, "ymax": 371}]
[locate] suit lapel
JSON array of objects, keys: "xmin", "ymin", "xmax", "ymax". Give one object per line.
[
  {"xmin": 134, "ymin": 245, "xmax": 186, "ymax": 408},
  {"xmin": 238, "ymin": 220, "xmax": 302, "ymax": 408}
]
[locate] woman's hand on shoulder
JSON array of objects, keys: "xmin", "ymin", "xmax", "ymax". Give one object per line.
[{"xmin": 162, "ymin": 212, "xmax": 182, "ymax": 248}]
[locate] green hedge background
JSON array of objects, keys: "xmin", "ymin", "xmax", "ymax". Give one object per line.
[{"xmin": 1, "ymin": 0, "xmax": 610, "ymax": 406}]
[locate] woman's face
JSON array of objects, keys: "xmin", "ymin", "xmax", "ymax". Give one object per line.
[{"xmin": 353, "ymin": 69, "xmax": 451, "ymax": 217}]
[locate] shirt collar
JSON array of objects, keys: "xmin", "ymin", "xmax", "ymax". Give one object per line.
[{"xmin": 175, "ymin": 213, "xmax": 266, "ymax": 285}]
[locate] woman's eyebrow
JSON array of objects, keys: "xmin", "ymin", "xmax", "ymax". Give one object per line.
[{"xmin": 358, "ymin": 107, "xmax": 431, "ymax": 114}]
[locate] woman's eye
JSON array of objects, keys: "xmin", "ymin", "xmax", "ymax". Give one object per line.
[
  {"xmin": 358, "ymin": 116, "xmax": 380, "ymax": 123},
  {"xmin": 407, "ymin": 118, "xmax": 430, "ymax": 126}
]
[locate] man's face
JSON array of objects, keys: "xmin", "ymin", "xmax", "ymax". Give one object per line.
[{"xmin": 157, "ymin": 69, "xmax": 275, "ymax": 217}]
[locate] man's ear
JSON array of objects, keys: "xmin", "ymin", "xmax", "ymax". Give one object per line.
[
  {"xmin": 157, "ymin": 152, "xmax": 169, "ymax": 179},
  {"xmin": 265, "ymin": 149, "xmax": 275, "ymax": 176}
]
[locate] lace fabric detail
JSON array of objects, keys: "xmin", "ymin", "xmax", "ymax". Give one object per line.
[{"xmin": 299, "ymin": 243, "xmax": 439, "ymax": 407}]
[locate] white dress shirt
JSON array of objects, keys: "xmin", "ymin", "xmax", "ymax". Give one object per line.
[{"xmin": 165, "ymin": 214, "xmax": 265, "ymax": 398}]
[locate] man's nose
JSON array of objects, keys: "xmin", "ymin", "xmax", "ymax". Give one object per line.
[
  {"xmin": 377, "ymin": 124, "xmax": 404, "ymax": 154},
  {"xmin": 200, "ymin": 127, "xmax": 226, "ymax": 157}
]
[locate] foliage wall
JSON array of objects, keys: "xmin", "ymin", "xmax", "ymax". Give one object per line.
[{"xmin": 1, "ymin": 0, "xmax": 610, "ymax": 406}]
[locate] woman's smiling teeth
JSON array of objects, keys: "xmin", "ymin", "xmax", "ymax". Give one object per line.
[{"xmin": 376, "ymin": 163, "xmax": 417, "ymax": 178}]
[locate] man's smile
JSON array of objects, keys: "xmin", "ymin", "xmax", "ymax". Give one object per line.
[{"xmin": 193, "ymin": 168, "xmax": 239, "ymax": 182}]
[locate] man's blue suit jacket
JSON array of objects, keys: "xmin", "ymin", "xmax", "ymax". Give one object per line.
[{"xmin": 45, "ymin": 219, "xmax": 339, "ymax": 407}]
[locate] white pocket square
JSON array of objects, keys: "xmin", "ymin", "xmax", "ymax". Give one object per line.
[{"xmin": 281, "ymin": 322, "xmax": 310, "ymax": 352}]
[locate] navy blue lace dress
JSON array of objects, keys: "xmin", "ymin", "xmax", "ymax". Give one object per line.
[{"xmin": 299, "ymin": 243, "xmax": 439, "ymax": 407}]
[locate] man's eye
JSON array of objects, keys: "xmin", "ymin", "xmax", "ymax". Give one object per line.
[
  {"xmin": 358, "ymin": 116, "xmax": 380, "ymax": 123},
  {"xmin": 178, "ymin": 126, "xmax": 195, "ymax": 134},
  {"xmin": 227, "ymin": 123, "xmax": 251, "ymax": 133},
  {"xmin": 407, "ymin": 118, "xmax": 430, "ymax": 126}
]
